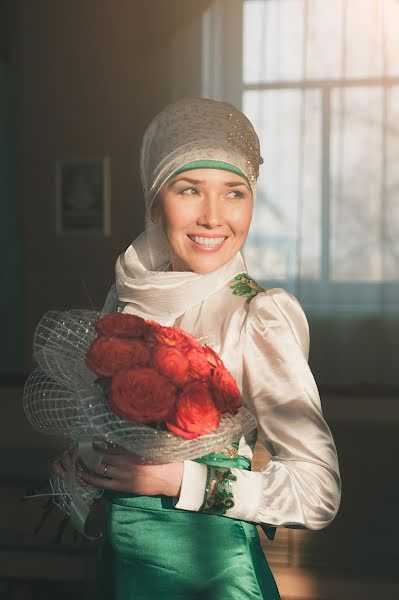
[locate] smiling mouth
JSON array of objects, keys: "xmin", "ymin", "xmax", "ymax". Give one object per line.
[{"xmin": 187, "ymin": 235, "xmax": 227, "ymax": 250}]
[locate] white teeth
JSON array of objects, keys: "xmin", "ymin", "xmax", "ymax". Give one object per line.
[{"xmin": 189, "ymin": 236, "xmax": 226, "ymax": 247}]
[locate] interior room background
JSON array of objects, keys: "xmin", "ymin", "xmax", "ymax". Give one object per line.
[{"xmin": 1, "ymin": 1, "xmax": 398, "ymax": 599}]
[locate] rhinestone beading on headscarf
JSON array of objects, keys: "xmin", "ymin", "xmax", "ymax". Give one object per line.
[{"xmin": 227, "ymin": 111, "xmax": 264, "ymax": 183}]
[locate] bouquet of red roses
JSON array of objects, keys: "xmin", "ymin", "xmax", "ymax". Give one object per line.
[
  {"xmin": 86, "ymin": 313, "xmax": 242, "ymax": 441},
  {"xmin": 24, "ymin": 309, "xmax": 256, "ymax": 459},
  {"xmin": 23, "ymin": 309, "xmax": 256, "ymax": 531}
]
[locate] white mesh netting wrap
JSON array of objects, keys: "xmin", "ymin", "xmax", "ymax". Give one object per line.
[{"xmin": 24, "ymin": 310, "xmax": 257, "ymax": 520}]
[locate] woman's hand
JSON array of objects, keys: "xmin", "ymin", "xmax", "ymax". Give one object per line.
[
  {"xmin": 52, "ymin": 445, "xmax": 81, "ymax": 479},
  {"xmin": 52, "ymin": 444, "xmax": 184, "ymax": 498}
]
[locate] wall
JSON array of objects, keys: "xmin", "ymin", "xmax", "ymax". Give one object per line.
[{"xmin": 11, "ymin": 0, "xmax": 204, "ymax": 371}]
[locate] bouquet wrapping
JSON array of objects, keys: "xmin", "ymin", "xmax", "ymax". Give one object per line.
[{"xmin": 23, "ymin": 309, "xmax": 256, "ymax": 535}]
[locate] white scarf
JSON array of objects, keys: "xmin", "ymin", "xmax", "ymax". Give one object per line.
[
  {"xmin": 115, "ymin": 231, "xmax": 247, "ymax": 323},
  {"xmin": 115, "ymin": 98, "xmax": 262, "ymax": 323}
]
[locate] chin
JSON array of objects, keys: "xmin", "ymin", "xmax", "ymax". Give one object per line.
[
  {"xmin": 189, "ymin": 256, "xmax": 233, "ymax": 274},
  {"xmin": 171, "ymin": 247, "xmax": 238, "ymax": 274}
]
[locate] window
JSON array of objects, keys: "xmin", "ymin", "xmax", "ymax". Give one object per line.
[
  {"xmin": 204, "ymin": 0, "xmax": 399, "ymax": 315},
  {"xmin": 202, "ymin": 0, "xmax": 399, "ymax": 387}
]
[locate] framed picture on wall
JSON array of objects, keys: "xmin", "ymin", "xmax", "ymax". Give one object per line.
[{"xmin": 56, "ymin": 158, "xmax": 111, "ymax": 235}]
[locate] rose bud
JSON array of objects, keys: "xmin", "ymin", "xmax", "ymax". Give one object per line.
[
  {"xmin": 166, "ymin": 382, "xmax": 220, "ymax": 440},
  {"xmin": 95, "ymin": 313, "xmax": 148, "ymax": 338},
  {"xmin": 86, "ymin": 337, "xmax": 150, "ymax": 377},
  {"xmin": 211, "ymin": 367, "xmax": 242, "ymax": 414},
  {"xmin": 185, "ymin": 348, "xmax": 212, "ymax": 381},
  {"xmin": 145, "ymin": 322, "xmax": 201, "ymax": 351},
  {"xmin": 109, "ymin": 367, "xmax": 177, "ymax": 424},
  {"xmin": 152, "ymin": 345, "xmax": 189, "ymax": 386},
  {"xmin": 178, "ymin": 329, "xmax": 202, "ymax": 352},
  {"xmin": 203, "ymin": 345, "xmax": 224, "ymax": 368}
]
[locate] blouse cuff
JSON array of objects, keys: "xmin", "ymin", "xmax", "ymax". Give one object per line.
[
  {"xmin": 222, "ymin": 468, "xmax": 263, "ymax": 521},
  {"xmin": 174, "ymin": 461, "xmax": 264, "ymax": 522},
  {"xmin": 174, "ymin": 460, "xmax": 208, "ymax": 511}
]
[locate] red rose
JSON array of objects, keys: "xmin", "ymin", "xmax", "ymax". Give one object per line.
[
  {"xmin": 178, "ymin": 329, "xmax": 202, "ymax": 352},
  {"xmin": 152, "ymin": 345, "xmax": 189, "ymax": 386},
  {"xmin": 86, "ymin": 337, "xmax": 150, "ymax": 377},
  {"xmin": 211, "ymin": 367, "xmax": 242, "ymax": 414},
  {"xmin": 145, "ymin": 322, "xmax": 200, "ymax": 351},
  {"xmin": 185, "ymin": 348, "xmax": 212, "ymax": 380},
  {"xmin": 203, "ymin": 345, "xmax": 224, "ymax": 368},
  {"xmin": 109, "ymin": 368, "xmax": 176, "ymax": 424},
  {"xmin": 95, "ymin": 313, "xmax": 148, "ymax": 338},
  {"xmin": 166, "ymin": 382, "xmax": 220, "ymax": 439},
  {"xmin": 144, "ymin": 322, "xmax": 188, "ymax": 348}
]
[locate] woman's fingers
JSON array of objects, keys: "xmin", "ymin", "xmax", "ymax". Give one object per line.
[
  {"xmin": 77, "ymin": 467, "xmax": 122, "ymax": 491},
  {"xmin": 92, "ymin": 444, "xmax": 159, "ymax": 466},
  {"xmin": 52, "ymin": 446, "xmax": 79, "ymax": 477},
  {"xmin": 52, "ymin": 444, "xmax": 159, "ymax": 492},
  {"xmin": 52, "ymin": 458, "xmax": 65, "ymax": 477},
  {"xmin": 52, "ymin": 452, "xmax": 69, "ymax": 475},
  {"xmin": 89, "ymin": 461, "xmax": 117, "ymax": 479}
]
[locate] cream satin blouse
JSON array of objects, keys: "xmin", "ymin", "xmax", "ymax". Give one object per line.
[{"xmin": 104, "ymin": 280, "xmax": 341, "ymax": 531}]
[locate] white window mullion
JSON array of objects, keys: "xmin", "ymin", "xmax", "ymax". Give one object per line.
[
  {"xmin": 320, "ymin": 86, "xmax": 331, "ymax": 289},
  {"xmin": 202, "ymin": 0, "xmax": 243, "ymax": 108}
]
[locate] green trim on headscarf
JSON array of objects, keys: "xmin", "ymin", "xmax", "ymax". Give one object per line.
[{"xmin": 170, "ymin": 160, "xmax": 249, "ymax": 183}]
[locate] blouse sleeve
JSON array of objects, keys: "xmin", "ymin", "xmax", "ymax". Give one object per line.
[{"xmin": 175, "ymin": 289, "xmax": 341, "ymax": 531}]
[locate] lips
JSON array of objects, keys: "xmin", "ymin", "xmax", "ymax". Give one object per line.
[
  {"xmin": 188, "ymin": 235, "xmax": 227, "ymax": 248},
  {"xmin": 187, "ymin": 235, "xmax": 229, "ymax": 252}
]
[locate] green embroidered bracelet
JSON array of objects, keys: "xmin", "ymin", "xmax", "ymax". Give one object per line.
[{"xmin": 199, "ymin": 466, "xmax": 237, "ymax": 515}]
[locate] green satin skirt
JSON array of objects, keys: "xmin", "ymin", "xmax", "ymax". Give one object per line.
[{"xmin": 96, "ymin": 493, "xmax": 280, "ymax": 599}]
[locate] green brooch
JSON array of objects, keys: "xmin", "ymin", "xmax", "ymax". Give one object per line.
[{"xmin": 229, "ymin": 273, "xmax": 265, "ymax": 303}]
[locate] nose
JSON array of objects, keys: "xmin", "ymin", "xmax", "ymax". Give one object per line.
[{"xmin": 197, "ymin": 192, "xmax": 224, "ymax": 228}]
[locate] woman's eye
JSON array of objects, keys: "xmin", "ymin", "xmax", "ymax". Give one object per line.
[
  {"xmin": 228, "ymin": 190, "xmax": 246, "ymax": 199},
  {"xmin": 180, "ymin": 187, "xmax": 199, "ymax": 196}
]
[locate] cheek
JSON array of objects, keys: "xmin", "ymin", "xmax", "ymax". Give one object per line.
[
  {"xmin": 230, "ymin": 202, "xmax": 253, "ymax": 236},
  {"xmin": 161, "ymin": 202, "xmax": 194, "ymax": 240}
]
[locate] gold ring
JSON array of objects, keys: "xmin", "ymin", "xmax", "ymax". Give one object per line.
[{"xmin": 103, "ymin": 463, "xmax": 108, "ymax": 477}]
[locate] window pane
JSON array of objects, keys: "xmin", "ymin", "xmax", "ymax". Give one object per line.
[
  {"xmin": 243, "ymin": 0, "xmax": 305, "ymax": 83},
  {"xmin": 243, "ymin": 89, "xmax": 322, "ymax": 281},
  {"xmin": 306, "ymin": 0, "xmax": 344, "ymax": 80},
  {"xmin": 344, "ymin": 0, "xmax": 384, "ymax": 78},
  {"xmin": 244, "ymin": 0, "xmax": 399, "ymax": 82},
  {"xmin": 330, "ymin": 87, "xmax": 383, "ymax": 281},
  {"xmin": 305, "ymin": 0, "xmax": 385, "ymax": 80},
  {"xmin": 384, "ymin": 86, "xmax": 399, "ymax": 279},
  {"xmin": 384, "ymin": 1, "xmax": 399, "ymax": 76}
]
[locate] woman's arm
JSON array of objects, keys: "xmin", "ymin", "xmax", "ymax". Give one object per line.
[
  {"xmin": 53, "ymin": 445, "xmax": 184, "ymax": 497},
  {"xmin": 175, "ymin": 289, "xmax": 341, "ymax": 530}
]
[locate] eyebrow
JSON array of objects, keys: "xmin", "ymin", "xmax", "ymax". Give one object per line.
[{"xmin": 170, "ymin": 176, "xmax": 249, "ymax": 189}]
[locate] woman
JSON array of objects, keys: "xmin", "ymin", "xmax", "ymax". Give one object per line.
[{"xmin": 54, "ymin": 97, "xmax": 341, "ymax": 599}]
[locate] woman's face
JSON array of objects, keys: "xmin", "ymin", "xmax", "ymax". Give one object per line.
[{"xmin": 154, "ymin": 168, "xmax": 253, "ymax": 273}]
